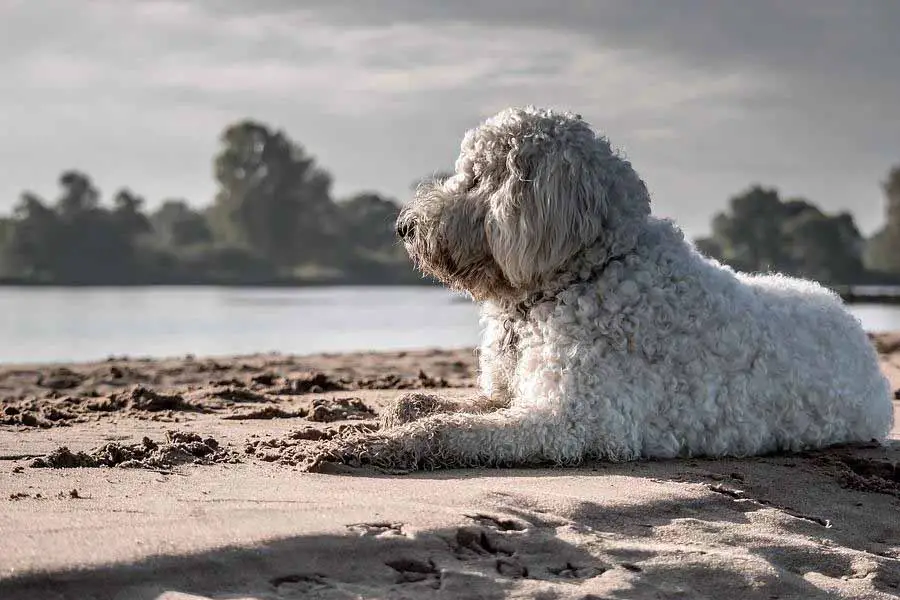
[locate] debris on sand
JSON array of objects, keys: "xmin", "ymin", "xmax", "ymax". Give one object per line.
[
  {"xmin": 0, "ymin": 350, "xmax": 476, "ymax": 431},
  {"xmin": 208, "ymin": 378, "xmax": 246, "ymax": 389},
  {"xmin": 2, "ymin": 397, "xmax": 89, "ymax": 428},
  {"xmin": 822, "ymin": 453, "xmax": 900, "ymax": 497},
  {"xmin": 869, "ymin": 331, "xmax": 900, "ymax": 354},
  {"xmin": 31, "ymin": 447, "xmax": 97, "ymax": 468},
  {"xmin": 250, "ymin": 372, "xmax": 279, "ymax": 386},
  {"xmin": 222, "ymin": 406, "xmax": 308, "ymax": 420},
  {"xmin": 2, "ymin": 386, "xmax": 201, "ymax": 428},
  {"xmin": 124, "ymin": 386, "xmax": 195, "ymax": 412},
  {"xmin": 277, "ymin": 372, "xmax": 346, "ymax": 395},
  {"xmin": 85, "ymin": 396, "xmax": 127, "ymax": 412},
  {"xmin": 30, "ymin": 431, "xmax": 236, "ymax": 469},
  {"xmin": 42, "ymin": 407, "xmax": 77, "ymax": 422},
  {"xmin": 269, "ymin": 370, "xmax": 456, "ymax": 394},
  {"xmin": 1, "ymin": 407, "xmax": 51, "ymax": 428},
  {"xmin": 355, "ymin": 370, "xmax": 449, "ymax": 390},
  {"xmin": 98, "ymin": 364, "xmax": 151, "ymax": 385},
  {"xmin": 209, "ymin": 387, "xmax": 273, "ymax": 404},
  {"xmin": 307, "ymin": 397, "xmax": 376, "ymax": 423},
  {"xmin": 288, "ymin": 425, "xmax": 335, "ymax": 441},
  {"xmin": 36, "ymin": 368, "xmax": 85, "ymax": 390}
]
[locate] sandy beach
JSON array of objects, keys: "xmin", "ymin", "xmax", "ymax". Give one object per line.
[{"xmin": 1, "ymin": 337, "xmax": 899, "ymax": 600}]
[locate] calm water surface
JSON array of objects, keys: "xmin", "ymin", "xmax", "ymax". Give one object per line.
[{"xmin": 2, "ymin": 287, "xmax": 899, "ymax": 364}]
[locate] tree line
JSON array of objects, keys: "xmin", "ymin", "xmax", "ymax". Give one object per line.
[
  {"xmin": 0, "ymin": 121, "xmax": 415, "ymax": 285},
  {"xmin": 0, "ymin": 119, "xmax": 898, "ymax": 287},
  {"xmin": 695, "ymin": 168, "xmax": 900, "ymax": 285}
]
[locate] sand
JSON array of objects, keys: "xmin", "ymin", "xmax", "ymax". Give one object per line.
[{"xmin": 1, "ymin": 338, "xmax": 899, "ymax": 599}]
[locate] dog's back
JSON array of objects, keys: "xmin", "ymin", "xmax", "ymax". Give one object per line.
[{"xmin": 631, "ymin": 219, "xmax": 895, "ymax": 456}]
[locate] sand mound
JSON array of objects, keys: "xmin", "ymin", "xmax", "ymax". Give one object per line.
[{"xmin": 29, "ymin": 431, "xmax": 236, "ymax": 470}]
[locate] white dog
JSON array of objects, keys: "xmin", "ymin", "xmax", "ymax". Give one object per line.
[{"xmin": 312, "ymin": 106, "xmax": 893, "ymax": 471}]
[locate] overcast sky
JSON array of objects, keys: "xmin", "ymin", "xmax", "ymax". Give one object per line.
[{"xmin": 2, "ymin": 0, "xmax": 898, "ymax": 237}]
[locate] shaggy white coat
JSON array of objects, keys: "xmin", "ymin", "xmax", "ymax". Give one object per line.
[
  {"xmin": 319, "ymin": 106, "xmax": 894, "ymax": 470},
  {"xmin": 476, "ymin": 221, "xmax": 893, "ymax": 461}
]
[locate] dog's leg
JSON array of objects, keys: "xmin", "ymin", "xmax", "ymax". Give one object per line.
[
  {"xmin": 379, "ymin": 392, "xmax": 509, "ymax": 429},
  {"xmin": 309, "ymin": 408, "xmax": 581, "ymax": 471},
  {"xmin": 477, "ymin": 313, "xmax": 517, "ymax": 411},
  {"xmin": 380, "ymin": 324, "xmax": 515, "ymax": 429},
  {"xmin": 379, "ymin": 392, "xmax": 460, "ymax": 429}
]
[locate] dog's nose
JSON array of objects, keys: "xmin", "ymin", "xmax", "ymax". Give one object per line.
[{"xmin": 396, "ymin": 218, "xmax": 415, "ymax": 240}]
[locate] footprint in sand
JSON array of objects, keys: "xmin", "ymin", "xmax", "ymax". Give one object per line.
[{"xmin": 345, "ymin": 521, "xmax": 406, "ymax": 537}]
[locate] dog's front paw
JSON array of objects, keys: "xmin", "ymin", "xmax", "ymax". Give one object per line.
[
  {"xmin": 379, "ymin": 392, "xmax": 457, "ymax": 429},
  {"xmin": 301, "ymin": 430, "xmax": 431, "ymax": 473}
]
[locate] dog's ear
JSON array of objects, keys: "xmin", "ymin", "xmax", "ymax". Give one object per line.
[{"xmin": 484, "ymin": 147, "xmax": 608, "ymax": 288}]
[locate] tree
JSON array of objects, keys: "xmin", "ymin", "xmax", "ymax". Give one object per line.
[
  {"xmin": 782, "ymin": 209, "xmax": 864, "ymax": 284},
  {"xmin": 2, "ymin": 173, "xmax": 158, "ymax": 284},
  {"xmin": 693, "ymin": 237, "xmax": 722, "ymax": 262},
  {"xmin": 111, "ymin": 188, "xmax": 151, "ymax": 239},
  {"xmin": 699, "ymin": 186, "xmax": 791, "ymax": 273},
  {"xmin": 0, "ymin": 217, "xmax": 16, "ymax": 277},
  {"xmin": 0, "ymin": 217, "xmax": 17, "ymax": 279},
  {"xmin": 886, "ymin": 166, "xmax": 900, "ymax": 227},
  {"xmin": 209, "ymin": 120, "xmax": 336, "ymax": 269},
  {"xmin": 696, "ymin": 186, "xmax": 865, "ymax": 284},
  {"xmin": 56, "ymin": 170, "xmax": 99, "ymax": 218},
  {"xmin": 336, "ymin": 192, "xmax": 402, "ymax": 256},
  {"xmin": 0, "ymin": 120, "xmax": 433, "ymax": 286},
  {"xmin": 5, "ymin": 192, "xmax": 61, "ymax": 281},
  {"xmin": 150, "ymin": 199, "xmax": 212, "ymax": 247},
  {"xmin": 48, "ymin": 172, "xmax": 135, "ymax": 282},
  {"xmin": 865, "ymin": 166, "xmax": 900, "ymax": 275}
]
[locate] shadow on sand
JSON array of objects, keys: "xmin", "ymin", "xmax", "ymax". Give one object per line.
[{"xmin": 2, "ymin": 443, "xmax": 899, "ymax": 600}]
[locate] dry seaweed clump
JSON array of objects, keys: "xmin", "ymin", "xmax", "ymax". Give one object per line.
[{"xmin": 30, "ymin": 431, "xmax": 237, "ymax": 469}]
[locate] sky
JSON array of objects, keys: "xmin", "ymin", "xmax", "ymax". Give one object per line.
[{"xmin": 1, "ymin": 0, "xmax": 898, "ymax": 238}]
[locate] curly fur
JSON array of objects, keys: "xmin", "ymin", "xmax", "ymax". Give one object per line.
[{"xmin": 313, "ymin": 106, "xmax": 894, "ymax": 472}]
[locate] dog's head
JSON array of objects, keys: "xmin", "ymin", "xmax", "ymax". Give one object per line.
[{"xmin": 397, "ymin": 106, "xmax": 651, "ymax": 301}]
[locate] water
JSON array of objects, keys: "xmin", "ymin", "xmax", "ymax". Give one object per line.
[
  {"xmin": 0, "ymin": 286, "xmax": 480, "ymax": 364},
  {"xmin": 1, "ymin": 286, "xmax": 899, "ymax": 364}
]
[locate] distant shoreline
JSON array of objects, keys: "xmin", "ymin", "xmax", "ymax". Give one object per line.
[
  {"xmin": 832, "ymin": 285, "xmax": 900, "ymax": 305},
  {"xmin": 2, "ymin": 279, "xmax": 900, "ymax": 305},
  {"xmin": 0, "ymin": 277, "xmax": 440, "ymax": 289}
]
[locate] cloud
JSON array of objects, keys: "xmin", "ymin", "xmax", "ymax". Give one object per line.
[{"xmin": 0, "ymin": 0, "xmax": 897, "ymax": 237}]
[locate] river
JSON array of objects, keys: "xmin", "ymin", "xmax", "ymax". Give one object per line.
[{"xmin": 2, "ymin": 286, "xmax": 899, "ymax": 364}]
